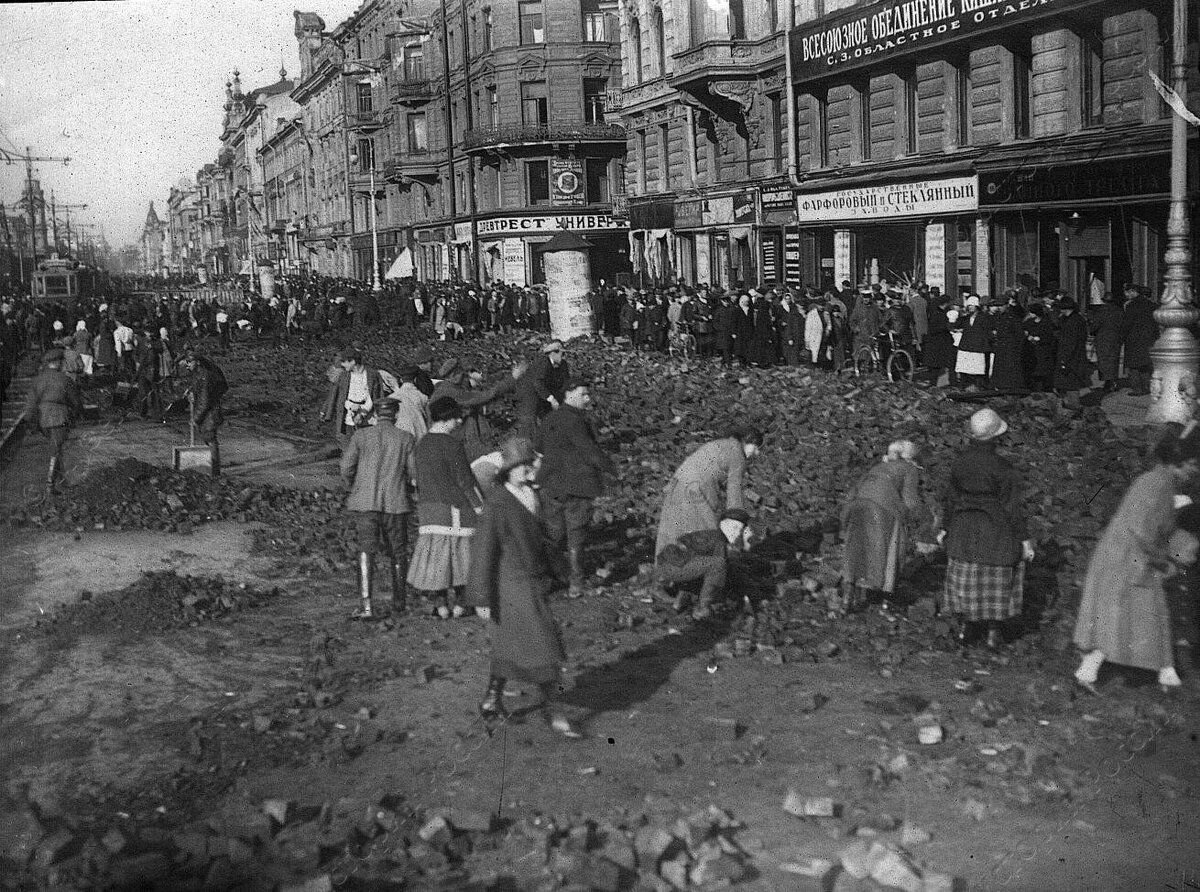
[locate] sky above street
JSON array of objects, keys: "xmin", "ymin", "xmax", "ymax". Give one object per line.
[{"xmin": 0, "ymin": 0, "xmax": 364, "ymax": 250}]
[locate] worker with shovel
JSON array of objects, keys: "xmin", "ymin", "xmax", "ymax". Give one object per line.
[{"xmin": 179, "ymin": 347, "xmax": 228, "ymax": 476}]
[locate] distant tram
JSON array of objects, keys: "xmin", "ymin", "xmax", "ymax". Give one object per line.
[{"xmin": 30, "ymin": 254, "xmax": 104, "ymax": 304}]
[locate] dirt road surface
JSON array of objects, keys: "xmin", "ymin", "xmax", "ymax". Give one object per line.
[{"xmin": 2, "ymin": 339, "xmax": 1198, "ymax": 891}]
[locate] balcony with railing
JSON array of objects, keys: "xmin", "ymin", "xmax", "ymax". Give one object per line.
[
  {"xmin": 463, "ymin": 122, "xmax": 626, "ymax": 152},
  {"xmin": 390, "ymin": 78, "xmax": 434, "ymax": 104},
  {"xmin": 670, "ymin": 32, "xmax": 785, "ymax": 91},
  {"xmin": 346, "ymin": 108, "xmax": 385, "ymax": 130}
]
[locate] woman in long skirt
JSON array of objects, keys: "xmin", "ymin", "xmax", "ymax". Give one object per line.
[
  {"xmin": 407, "ymin": 397, "xmax": 482, "ymax": 618},
  {"xmin": 654, "ymin": 427, "xmax": 763, "ymax": 562},
  {"xmin": 468, "ymin": 437, "xmax": 581, "ymax": 739},
  {"xmin": 940, "ymin": 408, "xmax": 1035, "ymax": 649},
  {"xmin": 1073, "ymin": 427, "xmax": 1200, "ymax": 692},
  {"xmin": 841, "ymin": 439, "xmax": 926, "ymax": 611}
]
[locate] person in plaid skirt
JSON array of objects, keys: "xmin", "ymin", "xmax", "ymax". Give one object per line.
[{"xmin": 939, "ymin": 408, "xmax": 1035, "ymax": 649}]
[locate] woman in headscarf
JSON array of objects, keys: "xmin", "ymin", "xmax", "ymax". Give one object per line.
[
  {"xmin": 1073, "ymin": 425, "xmax": 1200, "ymax": 693},
  {"xmin": 468, "ymin": 436, "xmax": 581, "ymax": 739},
  {"xmin": 407, "ymin": 397, "xmax": 483, "ymax": 618},
  {"xmin": 841, "ymin": 439, "xmax": 927, "ymax": 612},
  {"xmin": 940, "ymin": 408, "xmax": 1034, "ymax": 649},
  {"xmin": 655, "ymin": 427, "xmax": 763, "ymax": 561},
  {"xmin": 73, "ymin": 320, "xmax": 94, "ymax": 377}
]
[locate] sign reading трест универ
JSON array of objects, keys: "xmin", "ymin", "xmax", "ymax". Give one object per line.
[
  {"xmin": 789, "ymin": 0, "xmax": 1092, "ymax": 81},
  {"xmin": 796, "ymin": 176, "xmax": 979, "ymax": 224}
]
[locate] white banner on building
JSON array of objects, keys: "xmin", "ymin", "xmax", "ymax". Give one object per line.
[
  {"xmin": 834, "ymin": 230, "xmax": 853, "ymax": 285},
  {"xmin": 925, "ymin": 223, "xmax": 946, "ymax": 292},
  {"xmin": 502, "ymin": 238, "xmax": 526, "ymax": 286},
  {"xmin": 797, "ymin": 176, "xmax": 979, "ymax": 224}
]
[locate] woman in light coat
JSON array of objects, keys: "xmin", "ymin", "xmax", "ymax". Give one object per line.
[
  {"xmin": 841, "ymin": 440, "xmax": 926, "ymax": 611},
  {"xmin": 1073, "ymin": 426, "xmax": 1200, "ymax": 692},
  {"xmin": 655, "ymin": 427, "xmax": 763, "ymax": 561}
]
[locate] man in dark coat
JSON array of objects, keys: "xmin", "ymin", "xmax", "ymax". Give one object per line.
[
  {"xmin": 1054, "ymin": 298, "xmax": 1091, "ymax": 394},
  {"xmin": 732, "ymin": 294, "xmax": 755, "ymax": 365},
  {"xmin": 340, "ymin": 398, "xmax": 417, "ymax": 619},
  {"xmin": 537, "ymin": 379, "xmax": 614, "ymax": 598},
  {"xmin": 430, "ymin": 357, "xmax": 527, "ymax": 461},
  {"xmin": 25, "ymin": 348, "xmax": 82, "ymax": 494},
  {"xmin": 924, "ymin": 296, "xmax": 956, "ymax": 386},
  {"xmin": 714, "ymin": 294, "xmax": 734, "ymax": 365},
  {"xmin": 987, "ymin": 298, "xmax": 1026, "ymax": 391},
  {"xmin": 656, "ymin": 508, "xmax": 752, "ymax": 621},
  {"xmin": 515, "ymin": 340, "xmax": 570, "ymax": 438},
  {"xmin": 777, "ymin": 292, "xmax": 805, "ymax": 366},
  {"xmin": 1022, "ymin": 303, "xmax": 1057, "ymax": 392},
  {"xmin": 750, "ymin": 294, "xmax": 777, "ymax": 366},
  {"xmin": 1089, "ymin": 292, "xmax": 1125, "ymax": 393},
  {"xmin": 320, "ymin": 347, "xmax": 386, "ymax": 444},
  {"xmin": 181, "ymin": 348, "xmax": 229, "ymax": 476},
  {"xmin": 1121, "ymin": 285, "xmax": 1158, "ymax": 395}
]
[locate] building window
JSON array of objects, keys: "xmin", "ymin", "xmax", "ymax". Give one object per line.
[
  {"xmin": 586, "ymin": 158, "xmax": 610, "ymax": 203},
  {"xmin": 953, "ymin": 57, "xmax": 971, "ymax": 147},
  {"xmin": 815, "ymin": 90, "xmax": 829, "ymax": 167},
  {"xmin": 519, "ymin": 1, "xmax": 545, "ymax": 44},
  {"xmin": 903, "ymin": 69, "xmax": 919, "ymax": 154},
  {"xmin": 521, "ymin": 81, "xmax": 548, "ymax": 126},
  {"xmin": 487, "ymin": 86, "xmax": 499, "ymax": 126},
  {"xmin": 636, "ymin": 130, "xmax": 648, "ymax": 193},
  {"xmin": 403, "ymin": 44, "xmax": 425, "ymax": 81},
  {"xmin": 584, "ymin": 77, "xmax": 607, "ymax": 124},
  {"xmin": 652, "ymin": 6, "xmax": 667, "ymax": 77},
  {"xmin": 526, "ymin": 160, "xmax": 550, "ymax": 204},
  {"xmin": 659, "ymin": 122, "xmax": 671, "ymax": 191},
  {"xmin": 356, "ymin": 82, "xmax": 373, "ymax": 114},
  {"xmin": 629, "ymin": 16, "xmax": 643, "ymax": 84},
  {"xmin": 857, "ymin": 81, "xmax": 871, "ymax": 161},
  {"xmin": 729, "ymin": 0, "xmax": 745, "ymax": 39},
  {"xmin": 356, "ymin": 138, "xmax": 374, "ymax": 172},
  {"xmin": 407, "ymin": 113, "xmax": 427, "ymax": 152},
  {"xmin": 1012, "ymin": 46, "xmax": 1031, "ymax": 138},
  {"xmin": 582, "ymin": 0, "xmax": 617, "ymax": 41},
  {"xmin": 1080, "ymin": 31, "xmax": 1103, "ymax": 127},
  {"xmin": 451, "ymin": 100, "xmax": 460, "ymax": 141},
  {"xmin": 769, "ymin": 93, "xmax": 784, "ymax": 172},
  {"xmin": 483, "ymin": 7, "xmax": 493, "ymax": 50},
  {"xmin": 766, "ymin": 0, "xmax": 778, "ymax": 32}
]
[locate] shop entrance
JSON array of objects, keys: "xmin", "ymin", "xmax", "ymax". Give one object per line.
[{"xmin": 856, "ymin": 224, "xmax": 922, "ymax": 284}]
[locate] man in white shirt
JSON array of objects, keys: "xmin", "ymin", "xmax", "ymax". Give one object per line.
[{"xmin": 113, "ymin": 320, "xmax": 135, "ymax": 377}]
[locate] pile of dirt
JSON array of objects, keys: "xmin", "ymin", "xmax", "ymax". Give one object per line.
[{"xmin": 33, "ymin": 571, "xmax": 283, "ymax": 643}]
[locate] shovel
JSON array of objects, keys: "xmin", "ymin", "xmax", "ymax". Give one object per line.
[{"xmin": 173, "ymin": 392, "xmax": 215, "ymax": 474}]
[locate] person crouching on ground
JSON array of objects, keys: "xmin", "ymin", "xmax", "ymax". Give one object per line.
[
  {"xmin": 340, "ymin": 397, "xmax": 417, "ymax": 620},
  {"xmin": 1073, "ymin": 425, "xmax": 1200, "ymax": 693},
  {"xmin": 468, "ymin": 436, "xmax": 582, "ymax": 739},
  {"xmin": 841, "ymin": 439, "xmax": 927, "ymax": 614},
  {"xmin": 656, "ymin": 508, "xmax": 754, "ymax": 620}
]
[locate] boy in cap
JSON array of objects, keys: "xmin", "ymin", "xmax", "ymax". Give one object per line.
[{"xmin": 341, "ymin": 397, "xmax": 418, "ymax": 619}]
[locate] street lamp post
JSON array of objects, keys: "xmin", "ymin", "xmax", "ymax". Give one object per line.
[
  {"xmin": 1147, "ymin": 0, "xmax": 1197, "ymax": 423},
  {"xmin": 349, "ymin": 147, "xmax": 383, "ymax": 293}
]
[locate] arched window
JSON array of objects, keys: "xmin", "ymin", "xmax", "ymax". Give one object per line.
[
  {"xmin": 630, "ymin": 16, "xmax": 643, "ymax": 84},
  {"xmin": 652, "ymin": 6, "xmax": 666, "ymax": 77}
]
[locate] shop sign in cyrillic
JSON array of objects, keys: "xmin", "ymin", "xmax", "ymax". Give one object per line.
[
  {"xmin": 762, "ymin": 188, "xmax": 795, "ymax": 209},
  {"xmin": 453, "ymin": 222, "xmax": 472, "ymax": 243},
  {"xmin": 797, "ymin": 176, "xmax": 978, "ymax": 223},
  {"xmin": 676, "ymin": 199, "xmax": 704, "ymax": 229},
  {"xmin": 733, "ymin": 190, "xmax": 757, "ymax": 224},
  {"xmin": 551, "ymin": 159, "xmax": 586, "ymax": 207},
  {"xmin": 834, "ymin": 230, "xmax": 853, "ymax": 285},
  {"xmin": 502, "ymin": 238, "xmax": 526, "ymax": 286},
  {"xmin": 703, "ymin": 196, "xmax": 734, "ymax": 226},
  {"xmin": 417, "ymin": 228, "xmax": 443, "ymax": 244},
  {"xmin": 979, "ymin": 156, "xmax": 1171, "ymax": 206},
  {"xmin": 789, "ymin": 0, "xmax": 1092, "ymax": 82},
  {"xmin": 476, "ymin": 213, "xmax": 629, "ymax": 236},
  {"xmin": 925, "ymin": 222, "xmax": 946, "ymax": 292}
]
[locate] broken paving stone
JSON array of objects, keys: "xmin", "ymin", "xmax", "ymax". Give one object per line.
[
  {"xmin": 961, "ymin": 799, "xmax": 988, "ymax": 822},
  {"xmin": 263, "ymin": 798, "xmax": 294, "ymax": 826},
  {"xmin": 780, "ymin": 857, "xmax": 838, "ymax": 886},
  {"xmin": 100, "ymin": 827, "xmax": 128, "ymax": 855},
  {"xmin": 447, "ymin": 809, "xmax": 493, "ymax": 833},
  {"xmin": 659, "ymin": 853, "xmax": 690, "ymax": 889},
  {"xmin": 783, "ymin": 791, "xmax": 841, "ymax": 819},
  {"xmin": 280, "ymin": 876, "xmax": 334, "ymax": 892},
  {"xmin": 583, "ymin": 855, "xmax": 624, "ymax": 892},
  {"xmin": 690, "ymin": 852, "xmax": 749, "ymax": 887},
  {"xmin": 0, "ymin": 805, "xmax": 45, "ymax": 864},
  {"xmin": 653, "ymin": 752, "xmax": 685, "ymax": 772},
  {"xmin": 634, "ymin": 826, "xmax": 676, "ymax": 866},
  {"xmin": 32, "ymin": 829, "xmax": 77, "ymax": 868},
  {"xmin": 918, "ymin": 725, "xmax": 944, "ymax": 745},
  {"xmin": 900, "ymin": 823, "xmax": 932, "ymax": 847},
  {"xmin": 601, "ymin": 839, "xmax": 638, "ymax": 873},
  {"xmin": 795, "ymin": 691, "xmax": 829, "ymax": 714},
  {"xmin": 818, "ymin": 641, "xmax": 841, "ymax": 658},
  {"xmin": 887, "ymin": 754, "xmax": 911, "ymax": 775},
  {"xmin": 110, "ymin": 852, "xmax": 173, "ymax": 886},
  {"xmin": 838, "ymin": 840, "xmax": 884, "ymax": 880},
  {"xmin": 702, "ymin": 717, "xmax": 743, "ymax": 741},
  {"xmin": 870, "ymin": 848, "xmax": 923, "ymax": 892},
  {"xmin": 418, "ymin": 815, "xmax": 451, "ymax": 842}
]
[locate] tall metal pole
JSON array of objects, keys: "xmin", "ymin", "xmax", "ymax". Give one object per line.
[
  {"xmin": 50, "ymin": 191, "xmax": 59, "ymax": 254},
  {"xmin": 369, "ymin": 162, "xmax": 381, "ymax": 292},
  {"xmin": 25, "ymin": 149, "xmax": 39, "ymax": 265},
  {"xmin": 1147, "ymin": 0, "xmax": 1198, "ymax": 423}
]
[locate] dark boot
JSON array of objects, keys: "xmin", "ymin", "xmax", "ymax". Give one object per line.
[
  {"xmin": 567, "ymin": 547, "xmax": 586, "ymax": 599},
  {"xmin": 351, "ymin": 552, "xmax": 375, "ymax": 619},
  {"xmin": 389, "ymin": 560, "xmax": 408, "ymax": 612},
  {"xmin": 692, "ymin": 576, "xmax": 722, "ymax": 621},
  {"xmin": 479, "ymin": 675, "xmax": 508, "ymax": 721}
]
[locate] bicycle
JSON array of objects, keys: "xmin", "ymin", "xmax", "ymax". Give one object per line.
[
  {"xmin": 853, "ymin": 331, "xmax": 916, "ymax": 382},
  {"xmin": 668, "ymin": 321, "xmax": 698, "ymax": 360}
]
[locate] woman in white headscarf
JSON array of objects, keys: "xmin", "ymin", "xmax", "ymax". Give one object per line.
[{"xmin": 841, "ymin": 439, "xmax": 926, "ymax": 611}]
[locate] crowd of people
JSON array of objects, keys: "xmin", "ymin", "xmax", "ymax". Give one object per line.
[{"xmin": 3, "ymin": 267, "xmax": 1192, "ymax": 742}]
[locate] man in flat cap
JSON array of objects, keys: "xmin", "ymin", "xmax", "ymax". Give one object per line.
[
  {"xmin": 340, "ymin": 396, "xmax": 418, "ymax": 619},
  {"xmin": 514, "ymin": 340, "xmax": 570, "ymax": 439},
  {"xmin": 25, "ymin": 348, "xmax": 83, "ymax": 495},
  {"xmin": 320, "ymin": 347, "xmax": 385, "ymax": 446}
]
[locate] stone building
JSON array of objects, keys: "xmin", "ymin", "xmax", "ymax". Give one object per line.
[
  {"xmin": 787, "ymin": 0, "xmax": 1199, "ymax": 301},
  {"xmin": 140, "ymin": 202, "xmax": 166, "ymax": 275},
  {"xmin": 259, "ymin": 116, "xmax": 310, "ymax": 275},
  {"xmin": 166, "ymin": 179, "xmax": 201, "ymax": 275},
  {"xmin": 620, "ymin": 0, "xmax": 792, "ymax": 288}
]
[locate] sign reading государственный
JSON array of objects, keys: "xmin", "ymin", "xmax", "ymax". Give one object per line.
[
  {"xmin": 796, "ymin": 176, "xmax": 979, "ymax": 223},
  {"xmin": 789, "ymin": 0, "xmax": 1092, "ymax": 81}
]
